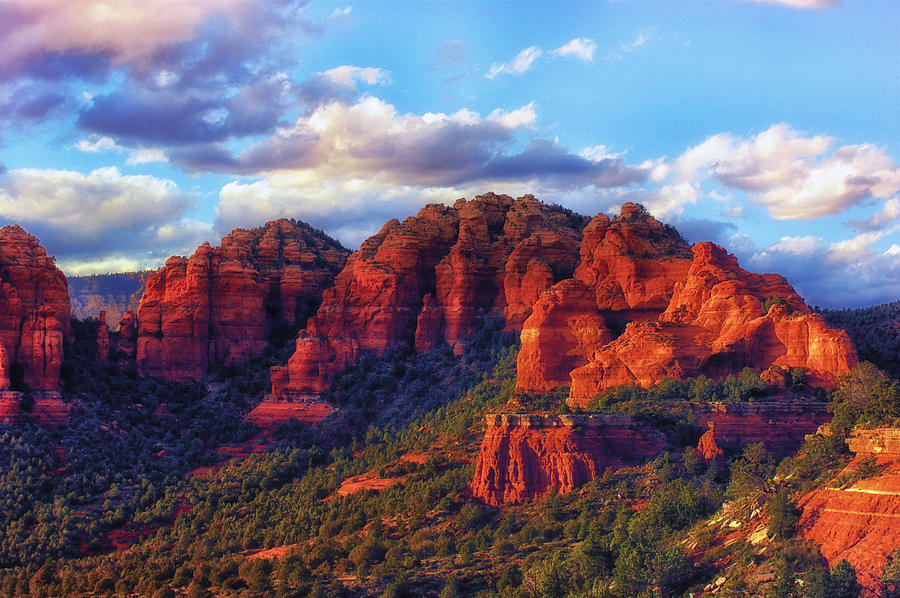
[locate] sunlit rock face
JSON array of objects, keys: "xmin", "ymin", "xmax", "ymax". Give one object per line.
[
  {"xmin": 470, "ymin": 414, "xmax": 664, "ymax": 505},
  {"xmin": 136, "ymin": 219, "xmax": 349, "ymax": 381},
  {"xmin": 799, "ymin": 428, "xmax": 900, "ymax": 596},
  {"xmin": 272, "ymin": 194, "xmax": 587, "ymax": 398}
]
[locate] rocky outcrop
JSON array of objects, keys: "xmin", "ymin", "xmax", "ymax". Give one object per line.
[
  {"xmin": 574, "ymin": 203, "xmax": 693, "ymax": 315},
  {"xmin": 95, "ymin": 311, "xmax": 110, "ymax": 361},
  {"xmin": 515, "ymin": 279, "xmax": 611, "ymax": 392},
  {"xmin": 136, "ymin": 219, "xmax": 348, "ymax": 381},
  {"xmin": 566, "ymin": 242, "xmax": 857, "ymax": 405},
  {"xmin": 272, "ymin": 194, "xmax": 587, "ymax": 398},
  {"xmin": 799, "ymin": 428, "xmax": 900, "ymax": 595},
  {"xmin": 115, "ymin": 311, "xmax": 136, "ymax": 358},
  {"xmin": 0, "ymin": 226, "xmax": 70, "ymax": 391},
  {"xmin": 0, "ymin": 391, "xmax": 69, "ymax": 426},
  {"xmin": 693, "ymin": 401, "xmax": 830, "ymax": 459},
  {"xmin": 470, "ymin": 413, "xmax": 664, "ymax": 505}
]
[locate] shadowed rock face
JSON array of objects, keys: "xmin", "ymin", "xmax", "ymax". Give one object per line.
[
  {"xmin": 799, "ymin": 428, "xmax": 900, "ymax": 596},
  {"xmin": 470, "ymin": 414, "xmax": 664, "ymax": 505},
  {"xmin": 692, "ymin": 401, "xmax": 831, "ymax": 461},
  {"xmin": 136, "ymin": 219, "xmax": 349, "ymax": 381},
  {"xmin": 272, "ymin": 194, "xmax": 587, "ymax": 398},
  {"xmin": 0, "ymin": 225, "xmax": 70, "ymax": 391}
]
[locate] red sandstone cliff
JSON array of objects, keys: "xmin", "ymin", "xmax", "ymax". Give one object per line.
[
  {"xmin": 470, "ymin": 413, "xmax": 664, "ymax": 505},
  {"xmin": 798, "ymin": 428, "xmax": 900, "ymax": 596},
  {"xmin": 574, "ymin": 202, "xmax": 693, "ymax": 316},
  {"xmin": 272, "ymin": 194, "xmax": 586, "ymax": 398},
  {"xmin": 136, "ymin": 219, "xmax": 348, "ymax": 381},
  {"xmin": 0, "ymin": 225, "xmax": 70, "ymax": 391},
  {"xmin": 565, "ymin": 242, "xmax": 856, "ymax": 405},
  {"xmin": 515, "ymin": 279, "xmax": 611, "ymax": 392}
]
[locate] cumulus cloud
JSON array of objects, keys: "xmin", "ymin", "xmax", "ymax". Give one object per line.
[
  {"xmin": 847, "ymin": 197, "xmax": 900, "ymax": 232},
  {"xmin": 670, "ymin": 124, "xmax": 900, "ymax": 220},
  {"xmin": 0, "ymin": 0, "xmax": 251, "ymax": 79},
  {"xmin": 552, "ymin": 38, "xmax": 597, "ymax": 62},
  {"xmin": 733, "ymin": 228, "xmax": 900, "ymax": 308},
  {"xmin": 2, "ymin": 0, "xmax": 320, "ymax": 154},
  {"xmin": 171, "ymin": 97, "xmax": 647, "ymax": 192},
  {"xmin": 486, "ymin": 46, "xmax": 543, "ymax": 79},
  {"xmin": 0, "ymin": 167, "xmax": 211, "ymax": 271},
  {"xmin": 75, "ymin": 135, "xmax": 166, "ymax": 165},
  {"xmin": 320, "ymin": 66, "xmax": 390, "ymax": 87}
]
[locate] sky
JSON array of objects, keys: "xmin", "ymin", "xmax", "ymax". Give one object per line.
[{"xmin": 0, "ymin": 0, "xmax": 898, "ymax": 308}]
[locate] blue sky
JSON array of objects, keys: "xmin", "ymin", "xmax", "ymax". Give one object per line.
[{"xmin": 0, "ymin": 0, "xmax": 898, "ymax": 307}]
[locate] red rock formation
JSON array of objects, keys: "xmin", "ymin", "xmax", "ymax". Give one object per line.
[
  {"xmin": 0, "ymin": 391, "xmax": 70, "ymax": 426},
  {"xmin": 516, "ymin": 279, "xmax": 611, "ymax": 392},
  {"xmin": 567, "ymin": 242, "xmax": 857, "ymax": 403},
  {"xmin": 799, "ymin": 428, "xmax": 900, "ymax": 595},
  {"xmin": 136, "ymin": 219, "xmax": 348, "ymax": 381},
  {"xmin": 696, "ymin": 425, "xmax": 725, "ymax": 464},
  {"xmin": 574, "ymin": 203, "xmax": 693, "ymax": 315},
  {"xmin": 470, "ymin": 413, "xmax": 664, "ymax": 505},
  {"xmin": 115, "ymin": 311, "xmax": 137, "ymax": 358},
  {"xmin": 0, "ymin": 225, "xmax": 70, "ymax": 391},
  {"xmin": 693, "ymin": 401, "xmax": 830, "ymax": 458},
  {"xmin": 273, "ymin": 194, "xmax": 586, "ymax": 398},
  {"xmin": 243, "ymin": 399, "xmax": 334, "ymax": 427},
  {"xmin": 96, "ymin": 311, "xmax": 110, "ymax": 361}
]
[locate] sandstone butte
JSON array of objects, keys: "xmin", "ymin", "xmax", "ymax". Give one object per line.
[
  {"xmin": 470, "ymin": 413, "xmax": 665, "ymax": 505},
  {"xmin": 0, "ymin": 225, "xmax": 70, "ymax": 391},
  {"xmin": 136, "ymin": 219, "xmax": 349, "ymax": 381},
  {"xmin": 271, "ymin": 193, "xmax": 586, "ymax": 398},
  {"xmin": 516, "ymin": 204, "xmax": 856, "ymax": 406},
  {"xmin": 272, "ymin": 197, "xmax": 856, "ymax": 400},
  {"xmin": 798, "ymin": 428, "xmax": 900, "ymax": 595}
]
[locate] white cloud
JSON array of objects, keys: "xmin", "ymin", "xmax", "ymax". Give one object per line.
[
  {"xmin": 750, "ymin": 0, "xmax": 842, "ymax": 9},
  {"xmin": 721, "ymin": 205, "xmax": 744, "ymax": 219},
  {"xmin": 320, "ymin": 65, "xmax": 391, "ymax": 88},
  {"xmin": 75, "ymin": 135, "xmax": 167, "ymax": 165},
  {"xmin": 669, "ymin": 124, "xmax": 900, "ymax": 220},
  {"xmin": 487, "ymin": 102, "xmax": 537, "ymax": 129},
  {"xmin": 552, "ymin": 38, "xmax": 597, "ymax": 62},
  {"xmin": 0, "ymin": 167, "xmax": 210, "ymax": 269},
  {"xmin": 579, "ymin": 145, "xmax": 624, "ymax": 162},
  {"xmin": 486, "ymin": 46, "xmax": 543, "ymax": 79},
  {"xmin": 1, "ymin": 0, "xmax": 250, "ymax": 70},
  {"xmin": 847, "ymin": 197, "xmax": 900, "ymax": 232},
  {"xmin": 736, "ymin": 229, "xmax": 900, "ymax": 308}
]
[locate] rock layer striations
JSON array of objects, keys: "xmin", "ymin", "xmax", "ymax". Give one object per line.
[{"xmin": 470, "ymin": 413, "xmax": 664, "ymax": 505}]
